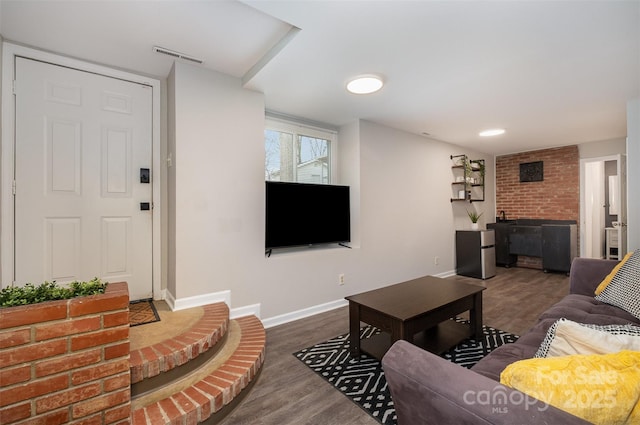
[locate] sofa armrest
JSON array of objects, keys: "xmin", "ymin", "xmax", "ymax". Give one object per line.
[
  {"xmin": 569, "ymin": 257, "xmax": 618, "ymax": 296},
  {"xmin": 381, "ymin": 340, "xmax": 590, "ymax": 425}
]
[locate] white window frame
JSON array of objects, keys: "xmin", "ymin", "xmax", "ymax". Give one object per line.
[{"xmin": 265, "ymin": 115, "xmax": 338, "ymax": 184}]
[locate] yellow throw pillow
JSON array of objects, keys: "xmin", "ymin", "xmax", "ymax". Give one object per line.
[
  {"xmin": 595, "ymin": 251, "xmax": 634, "ymax": 295},
  {"xmin": 500, "ymin": 351, "xmax": 640, "ymax": 425}
]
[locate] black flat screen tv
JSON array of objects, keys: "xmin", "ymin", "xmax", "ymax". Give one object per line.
[{"xmin": 265, "ymin": 181, "xmax": 351, "ymax": 249}]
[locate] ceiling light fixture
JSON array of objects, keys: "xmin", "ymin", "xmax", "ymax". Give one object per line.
[
  {"xmin": 479, "ymin": 128, "xmax": 506, "ymax": 137},
  {"xmin": 346, "ymin": 76, "xmax": 384, "ymax": 94}
]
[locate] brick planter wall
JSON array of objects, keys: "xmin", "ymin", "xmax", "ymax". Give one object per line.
[
  {"xmin": 0, "ymin": 282, "xmax": 131, "ymax": 425},
  {"xmin": 496, "ymin": 146, "xmax": 580, "ymax": 268}
]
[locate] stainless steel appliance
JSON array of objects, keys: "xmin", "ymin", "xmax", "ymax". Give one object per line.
[{"xmin": 455, "ymin": 230, "xmax": 496, "ymax": 279}]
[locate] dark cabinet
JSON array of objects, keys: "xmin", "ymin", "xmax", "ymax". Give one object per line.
[
  {"xmin": 488, "ymin": 219, "xmax": 577, "ymax": 273},
  {"xmin": 486, "ymin": 223, "xmax": 517, "ymax": 267},
  {"xmin": 541, "ymin": 224, "xmax": 577, "ymax": 273}
]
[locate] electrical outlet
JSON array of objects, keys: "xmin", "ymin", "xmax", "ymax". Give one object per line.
[
  {"xmin": 434, "ymin": 256, "xmax": 439, "ymax": 265},
  {"xmin": 339, "ymin": 273, "xmax": 345, "ymax": 285}
]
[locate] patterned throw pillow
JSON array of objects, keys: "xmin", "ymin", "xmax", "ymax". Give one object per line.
[
  {"xmin": 534, "ymin": 318, "xmax": 640, "ymax": 358},
  {"xmin": 594, "ymin": 249, "xmax": 640, "ymax": 320},
  {"xmin": 595, "ymin": 251, "xmax": 634, "ymax": 295}
]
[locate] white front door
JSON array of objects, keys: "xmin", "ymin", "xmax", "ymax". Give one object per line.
[{"xmin": 14, "ymin": 57, "xmax": 153, "ymax": 300}]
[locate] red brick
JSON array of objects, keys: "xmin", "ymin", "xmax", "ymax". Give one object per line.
[
  {"xmin": 143, "ymin": 403, "xmax": 164, "ymax": 425},
  {"xmin": 68, "ymin": 413, "xmax": 102, "ymax": 425},
  {"xmin": 0, "ymin": 374, "xmax": 68, "ymax": 407},
  {"xmin": 0, "ymin": 364, "xmax": 31, "ymax": 387},
  {"xmin": 158, "ymin": 398, "xmax": 182, "ymax": 424},
  {"xmin": 36, "ymin": 382, "xmax": 101, "ymax": 413},
  {"xmin": 0, "ymin": 401, "xmax": 31, "ymax": 423},
  {"xmin": 72, "ymin": 388, "xmax": 130, "ymax": 418},
  {"xmin": 71, "ymin": 358, "xmax": 129, "ymax": 385},
  {"xmin": 131, "ymin": 408, "xmax": 146, "ymax": 425},
  {"xmin": 71, "ymin": 326, "xmax": 128, "ymax": 351},
  {"xmin": 104, "ymin": 403, "xmax": 131, "ymax": 424},
  {"xmin": 19, "ymin": 408, "xmax": 69, "ymax": 425},
  {"xmin": 103, "ymin": 311, "xmax": 129, "ymax": 328},
  {"xmin": 170, "ymin": 392, "xmax": 199, "ymax": 424},
  {"xmin": 35, "ymin": 348, "xmax": 102, "ymax": 378},
  {"xmin": 103, "ymin": 373, "xmax": 130, "ymax": 392},
  {"xmin": 35, "ymin": 316, "xmax": 101, "ymax": 341},
  {"xmin": 183, "ymin": 386, "xmax": 214, "ymax": 418},
  {"xmin": 198, "ymin": 377, "xmax": 229, "ymax": 405},
  {"xmin": 69, "ymin": 293, "xmax": 128, "ymax": 317},
  {"xmin": 104, "ymin": 341, "xmax": 130, "ymax": 360},
  {"xmin": 0, "ymin": 328, "xmax": 31, "ymax": 348},
  {"xmin": 0, "ymin": 302, "xmax": 68, "ymax": 330},
  {"xmin": 0, "ymin": 339, "xmax": 67, "ymax": 368}
]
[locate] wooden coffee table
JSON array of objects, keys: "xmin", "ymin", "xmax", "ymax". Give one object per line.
[{"xmin": 345, "ymin": 275, "xmax": 485, "ymax": 360}]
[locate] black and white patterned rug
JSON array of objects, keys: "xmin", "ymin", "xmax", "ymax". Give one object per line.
[{"xmin": 293, "ymin": 319, "xmax": 518, "ymax": 425}]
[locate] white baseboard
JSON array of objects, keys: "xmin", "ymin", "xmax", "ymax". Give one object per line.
[
  {"xmin": 261, "ymin": 298, "xmax": 348, "ymax": 329},
  {"xmin": 165, "ymin": 289, "xmax": 231, "ymax": 311},
  {"xmin": 230, "ymin": 303, "xmax": 261, "ymax": 320},
  {"xmin": 164, "ymin": 270, "xmax": 457, "ymax": 326},
  {"xmin": 434, "ymin": 269, "xmax": 457, "ymax": 278}
]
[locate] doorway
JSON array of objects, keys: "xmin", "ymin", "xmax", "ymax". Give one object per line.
[
  {"xmin": 580, "ymin": 154, "xmax": 627, "ymax": 259},
  {"xmin": 1, "ymin": 43, "xmax": 162, "ymax": 300}
]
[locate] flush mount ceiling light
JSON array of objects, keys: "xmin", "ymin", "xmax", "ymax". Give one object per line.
[
  {"xmin": 479, "ymin": 128, "xmax": 506, "ymax": 137},
  {"xmin": 346, "ymin": 76, "xmax": 384, "ymax": 94}
]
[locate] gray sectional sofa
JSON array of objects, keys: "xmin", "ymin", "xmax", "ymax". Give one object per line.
[{"xmin": 382, "ymin": 257, "xmax": 639, "ymax": 424}]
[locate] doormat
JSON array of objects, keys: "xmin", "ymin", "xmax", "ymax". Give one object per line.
[
  {"xmin": 129, "ymin": 299, "xmax": 161, "ymax": 327},
  {"xmin": 293, "ymin": 320, "xmax": 518, "ymax": 425}
]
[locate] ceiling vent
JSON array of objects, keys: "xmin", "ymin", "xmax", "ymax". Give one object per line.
[{"xmin": 153, "ymin": 46, "xmax": 203, "ymax": 64}]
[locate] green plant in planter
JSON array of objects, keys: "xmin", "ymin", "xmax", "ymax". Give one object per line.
[
  {"xmin": 0, "ymin": 277, "xmax": 107, "ymax": 308},
  {"xmin": 467, "ymin": 209, "xmax": 483, "ymax": 223}
]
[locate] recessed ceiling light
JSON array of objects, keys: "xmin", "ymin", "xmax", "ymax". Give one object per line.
[
  {"xmin": 346, "ymin": 76, "xmax": 384, "ymax": 94},
  {"xmin": 479, "ymin": 128, "xmax": 506, "ymax": 137}
]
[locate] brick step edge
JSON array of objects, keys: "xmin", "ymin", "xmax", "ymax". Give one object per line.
[
  {"xmin": 129, "ymin": 302, "xmax": 230, "ymax": 384},
  {"xmin": 131, "ymin": 315, "xmax": 265, "ymax": 425}
]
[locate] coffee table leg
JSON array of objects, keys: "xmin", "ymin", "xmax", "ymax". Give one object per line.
[
  {"xmin": 349, "ymin": 302, "xmax": 361, "ymax": 357},
  {"xmin": 470, "ymin": 292, "xmax": 483, "ymax": 340}
]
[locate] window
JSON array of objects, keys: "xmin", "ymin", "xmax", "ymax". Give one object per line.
[{"xmin": 265, "ymin": 118, "xmax": 336, "ymax": 184}]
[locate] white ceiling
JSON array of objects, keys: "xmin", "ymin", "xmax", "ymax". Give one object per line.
[{"xmin": 1, "ymin": 0, "xmax": 638, "ymax": 155}]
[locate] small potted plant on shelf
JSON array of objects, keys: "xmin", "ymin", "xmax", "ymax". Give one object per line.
[{"xmin": 467, "ymin": 209, "xmax": 483, "ymax": 230}]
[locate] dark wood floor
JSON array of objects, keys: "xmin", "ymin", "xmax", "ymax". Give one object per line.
[{"xmin": 219, "ymin": 266, "xmax": 571, "ymax": 425}]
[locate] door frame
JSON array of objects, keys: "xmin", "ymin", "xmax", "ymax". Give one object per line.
[
  {"xmin": 1, "ymin": 42, "xmax": 162, "ymax": 299},
  {"xmin": 579, "ymin": 154, "xmax": 626, "ymax": 259}
]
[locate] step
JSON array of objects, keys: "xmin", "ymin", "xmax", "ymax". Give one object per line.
[
  {"xmin": 131, "ymin": 315, "xmax": 266, "ymax": 424},
  {"xmin": 130, "ymin": 302, "xmax": 229, "ymax": 385}
]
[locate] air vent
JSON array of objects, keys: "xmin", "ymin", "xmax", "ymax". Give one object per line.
[{"xmin": 153, "ymin": 46, "xmax": 203, "ymax": 64}]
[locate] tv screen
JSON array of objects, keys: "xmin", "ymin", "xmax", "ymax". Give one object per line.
[{"xmin": 265, "ymin": 181, "xmax": 351, "ymax": 249}]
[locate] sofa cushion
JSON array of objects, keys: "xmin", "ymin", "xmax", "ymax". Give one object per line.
[
  {"xmin": 471, "ymin": 294, "xmax": 640, "ymax": 381},
  {"xmin": 471, "ymin": 318, "xmax": 556, "ymax": 381},
  {"xmin": 534, "ymin": 318, "xmax": 640, "ymax": 358},
  {"xmin": 500, "ymin": 351, "xmax": 640, "ymax": 425},
  {"xmin": 539, "ymin": 294, "xmax": 640, "ymax": 325},
  {"xmin": 595, "ymin": 250, "xmax": 640, "ymax": 320}
]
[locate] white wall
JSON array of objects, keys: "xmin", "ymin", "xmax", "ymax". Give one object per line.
[
  {"xmin": 627, "ymin": 98, "xmax": 640, "ymax": 251},
  {"xmin": 168, "ymin": 63, "xmax": 496, "ymax": 322},
  {"xmin": 578, "ymin": 138, "xmax": 626, "ymax": 158}
]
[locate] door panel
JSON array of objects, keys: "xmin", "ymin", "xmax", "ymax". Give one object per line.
[{"xmin": 15, "ymin": 57, "xmax": 153, "ymax": 300}]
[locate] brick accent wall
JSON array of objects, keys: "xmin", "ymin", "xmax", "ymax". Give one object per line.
[
  {"xmin": 496, "ymin": 146, "xmax": 580, "ymax": 268},
  {"xmin": 0, "ymin": 282, "xmax": 130, "ymax": 425}
]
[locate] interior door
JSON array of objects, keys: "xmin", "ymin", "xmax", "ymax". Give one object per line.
[
  {"xmin": 584, "ymin": 161, "xmax": 605, "ymax": 258},
  {"xmin": 14, "ymin": 57, "xmax": 153, "ymax": 300}
]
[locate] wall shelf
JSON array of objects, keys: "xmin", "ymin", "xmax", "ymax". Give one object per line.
[{"xmin": 450, "ymin": 154, "xmax": 485, "ymax": 203}]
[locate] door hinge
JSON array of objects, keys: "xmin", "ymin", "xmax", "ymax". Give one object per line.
[
  {"xmin": 12, "ymin": 80, "xmax": 17, "ymax": 95},
  {"xmin": 12, "ymin": 180, "xmax": 16, "ymax": 196}
]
